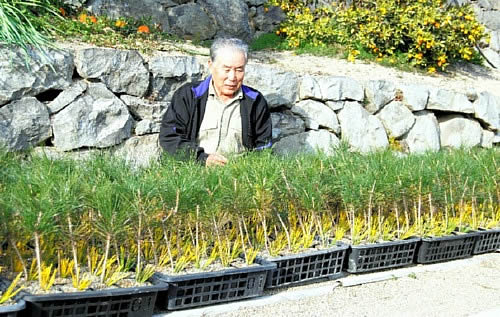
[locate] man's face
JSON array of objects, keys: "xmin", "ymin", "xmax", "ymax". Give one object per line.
[{"xmin": 208, "ymin": 48, "xmax": 246, "ymax": 101}]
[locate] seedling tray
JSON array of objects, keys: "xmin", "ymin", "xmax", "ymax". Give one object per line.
[
  {"xmin": 264, "ymin": 243, "xmax": 348, "ymax": 289},
  {"xmin": 22, "ymin": 284, "xmax": 164, "ymax": 317},
  {"xmin": 347, "ymin": 237, "xmax": 420, "ymax": 273},
  {"xmin": 151, "ymin": 258, "xmax": 275, "ymax": 310},
  {"xmin": 417, "ymin": 232, "xmax": 478, "ymax": 264},
  {"xmin": 473, "ymin": 228, "xmax": 500, "ymax": 254},
  {"xmin": 0, "ymin": 300, "xmax": 25, "ymax": 317},
  {"xmin": 0, "ymin": 278, "xmax": 26, "ymax": 317}
]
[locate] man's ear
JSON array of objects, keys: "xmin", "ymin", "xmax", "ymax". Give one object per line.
[{"xmin": 208, "ymin": 59, "xmax": 212, "ymax": 68}]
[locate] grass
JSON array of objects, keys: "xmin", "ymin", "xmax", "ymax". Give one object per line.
[{"xmin": 250, "ymin": 33, "xmax": 287, "ymax": 51}]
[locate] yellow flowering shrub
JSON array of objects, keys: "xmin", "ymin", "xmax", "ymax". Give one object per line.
[{"xmin": 270, "ymin": 0, "xmax": 489, "ymax": 70}]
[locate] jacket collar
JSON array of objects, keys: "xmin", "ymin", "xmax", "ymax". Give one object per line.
[{"xmin": 192, "ymin": 75, "xmax": 259, "ymax": 100}]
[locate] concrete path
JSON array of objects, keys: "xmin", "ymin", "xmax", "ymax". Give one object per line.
[{"xmin": 155, "ymin": 252, "xmax": 500, "ymax": 317}]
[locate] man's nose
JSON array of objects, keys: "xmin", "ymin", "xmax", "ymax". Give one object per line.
[{"xmin": 227, "ymin": 70, "xmax": 236, "ymax": 81}]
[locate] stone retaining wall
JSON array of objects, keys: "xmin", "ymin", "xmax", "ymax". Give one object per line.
[
  {"xmin": 0, "ymin": 45, "xmax": 498, "ymax": 167},
  {"xmin": 63, "ymin": 0, "xmax": 500, "ymax": 68}
]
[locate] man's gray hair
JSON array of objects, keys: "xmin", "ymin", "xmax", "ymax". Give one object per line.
[{"xmin": 210, "ymin": 38, "xmax": 248, "ymax": 63}]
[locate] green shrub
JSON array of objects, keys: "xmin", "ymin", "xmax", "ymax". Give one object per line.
[{"xmin": 270, "ymin": 0, "xmax": 489, "ymax": 72}]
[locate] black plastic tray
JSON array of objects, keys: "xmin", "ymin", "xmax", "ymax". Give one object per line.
[
  {"xmin": 473, "ymin": 228, "xmax": 500, "ymax": 254},
  {"xmin": 417, "ymin": 232, "xmax": 478, "ymax": 264},
  {"xmin": 152, "ymin": 258, "xmax": 275, "ymax": 310},
  {"xmin": 23, "ymin": 284, "xmax": 165, "ymax": 317},
  {"xmin": 347, "ymin": 237, "xmax": 420, "ymax": 273},
  {"xmin": 264, "ymin": 243, "xmax": 348, "ymax": 289},
  {"xmin": 0, "ymin": 278, "xmax": 26, "ymax": 317},
  {"xmin": 0, "ymin": 300, "xmax": 25, "ymax": 317}
]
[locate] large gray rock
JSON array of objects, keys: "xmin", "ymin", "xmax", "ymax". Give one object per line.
[
  {"xmin": 495, "ymin": 131, "xmax": 500, "ymax": 144},
  {"xmin": 291, "ymin": 100, "xmax": 340, "ymax": 133},
  {"xmin": 402, "ymin": 111, "xmax": 441, "ymax": 153},
  {"xmin": 120, "ymin": 95, "xmax": 169, "ymax": 122},
  {"xmin": 272, "ymin": 130, "xmax": 340, "ymax": 156},
  {"xmin": 0, "ymin": 47, "xmax": 73, "ymax": 106},
  {"xmin": 0, "ymin": 97, "xmax": 51, "ymax": 150},
  {"xmin": 376, "ymin": 101, "xmax": 415, "ymax": 139},
  {"xmin": 271, "ymin": 112, "xmax": 305, "ymax": 141},
  {"xmin": 477, "ymin": 10, "xmax": 500, "ymax": 30},
  {"xmin": 48, "ymin": 80, "xmax": 87, "ymax": 114},
  {"xmin": 481, "ymin": 129, "xmax": 495, "ymax": 148},
  {"xmin": 481, "ymin": 48, "xmax": 500, "ymax": 69},
  {"xmin": 251, "ymin": 6, "xmax": 286, "ymax": 34},
  {"xmin": 326, "ymin": 101, "xmax": 345, "ymax": 111},
  {"xmin": 199, "ymin": 0, "xmax": 253, "ymax": 42},
  {"xmin": 167, "ymin": 3, "xmax": 217, "ymax": 40},
  {"xmin": 489, "ymin": 30, "xmax": 500, "ymax": 52},
  {"xmin": 398, "ymin": 83, "xmax": 430, "ymax": 111},
  {"xmin": 86, "ymin": 0, "xmax": 172, "ymax": 31},
  {"xmin": 63, "ymin": 0, "xmax": 86, "ymax": 9},
  {"xmin": 244, "ymin": 64, "xmax": 298, "ymax": 108},
  {"xmin": 32, "ymin": 146, "xmax": 104, "ymax": 161},
  {"xmin": 149, "ymin": 55, "xmax": 203, "ymax": 101},
  {"xmin": 363, "ymin": 80, "xmax": 396, "ymax": 114},
  {"xmin": 135, "ymin": 119, "xmax": 160, "ymax": 136},
  {"xmin": 299, "ymin": 75, "xmax": 364, "ymax": 102},
  {"xmin": 337, "ymin": 101, "xmax": 388, "ymax": 153},
  {"xmin": 75, "ymin": 48, "xmax": 149, "ymax": 97},
  {"xmin": 473, "ymin": 91, "xmax": 500, "ymax": 130},
  {"xmin": 427, "ymin": 88, "xmax": 474, "ymax": 114},
  {"xmin": 245, "ymin": 0, "xmax": 266, "ymax": 5},
  {"xmin": 52, "ymin": 83, "xmax": 133, "ymax": 151},
  {"xmin": 112, "ymin": 134, "xmax": 162, "ymax": 168},
  {"xmin": 439, "ymin": 115, "xmax": 483, "ymax": 148},
  {"xmin": 477, "ymin": 0, "xmax": 500, "ymax": 10}
]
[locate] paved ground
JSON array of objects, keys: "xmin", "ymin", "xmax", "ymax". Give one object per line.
[{"xmin": 156, "ymin": 252, "xmax": 500, "ymax": 317}]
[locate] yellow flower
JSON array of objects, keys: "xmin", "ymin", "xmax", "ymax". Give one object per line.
[
  {"xmin": 115, "ymin": 20, "xmax": 127, "ymax": 28},
  {"xmin": 78, "ymin": 13, "xmax": 87, "ymax": 23},
  {"xmin": 428, "ymin": 67, "xmax": 436, "ymax": 73}
]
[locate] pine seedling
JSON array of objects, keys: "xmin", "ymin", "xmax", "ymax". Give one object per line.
[
  {"xmin": 39, "ymin": 263, "xmax": 57, "ymax": 291},
  {"xmin": 105, "ymin": 270, "xmax": 131, "ymax": 287},
  {"xmin": 59, "ymin": 258, "xmax": 74, "ymax": 278},
  {"xmin": 12, "ymin": 167, "xmax": 61, "ymax": 288},
  {"xmin": 90, "ymin": 182, "xmax": 130, "ymax": 283},
  {"xmin": 0, "ymin": 272, "xmax": 24, "ymax": 304},
  {"xmin": 71, "ymin": 268, "xmax": 91, "ymax": 291},
  {"xmin": 135, "ymin": 264, "xmax": 155, "ymax": 283}
]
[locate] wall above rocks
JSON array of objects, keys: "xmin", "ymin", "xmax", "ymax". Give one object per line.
[
  {"xmin": 63, "ymin": 0, "xmax": 500, "ymax": 68},
  {"xmin": 66, "ymin": 0, "xmax": 285, "ymax": 42},
  {"xmin": 0, "ymin": 45, "xmax": 498, "ymax": 167}
]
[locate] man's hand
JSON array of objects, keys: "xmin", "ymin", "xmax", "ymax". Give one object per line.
[{"xmin": 206, "ymin": 153, "xmax": 228, "ymax": 167}]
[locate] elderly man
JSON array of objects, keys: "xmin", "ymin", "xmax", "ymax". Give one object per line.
[{"xmin": 159, "ymin": 38, "xmax": 272, "ymax": 166}]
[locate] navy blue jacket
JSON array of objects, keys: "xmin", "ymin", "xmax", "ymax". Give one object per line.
[{"xmin": 159, "ymin": 76, "xmax": 272, "ymax": 164}]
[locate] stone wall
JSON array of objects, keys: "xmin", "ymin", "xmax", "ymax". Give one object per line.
[
  {"xmin": 64, "ymin": 0, "xmax": 285, "ymax": 42},
  {"xmin": 450, "ymin": 0, "xmax": 500, "ymax": 68},
  {"xmin": 63, "ymin": 0, "xmax": 500, "ymax": 68},
  {"xmin": 1, "ymin": 45, "xmax": 498, "ymax": 167}
]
